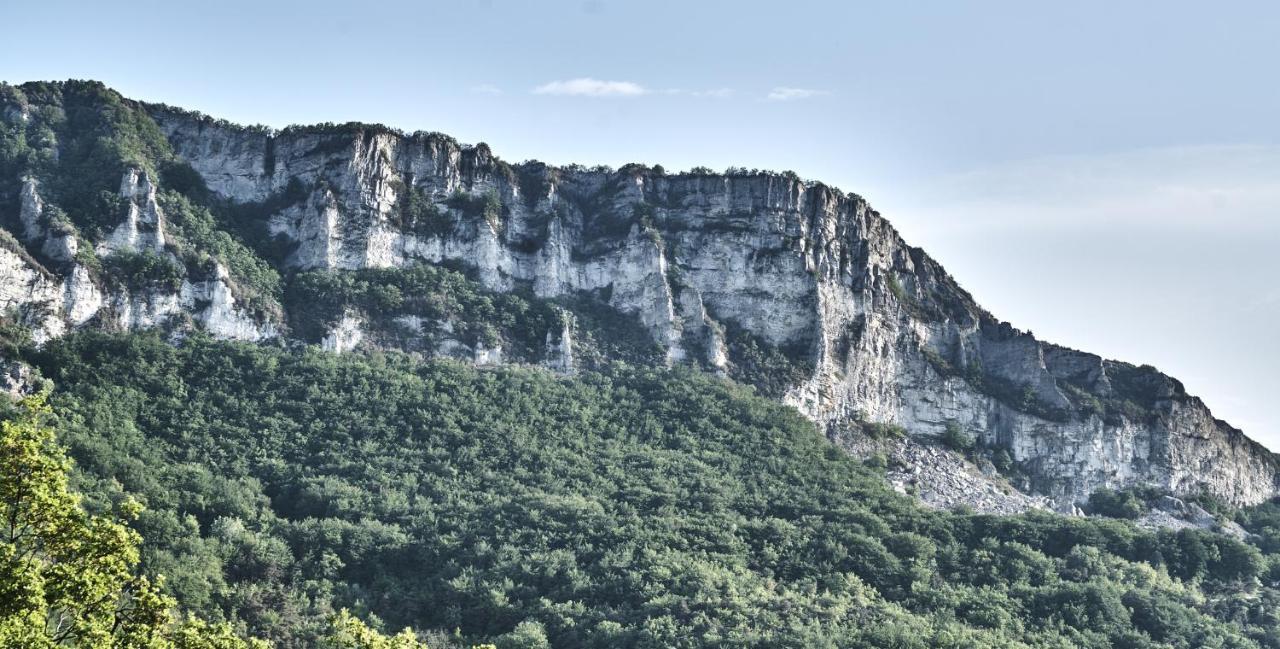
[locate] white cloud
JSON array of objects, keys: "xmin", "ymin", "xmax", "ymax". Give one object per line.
[
  {"xmin": 766, "ymin": 87, "xmax": 829, "ymax": 101},
  {"xmin": 469, "ymin": 84, "xmax": 503, "ymax": 95},
  {"xmin": 530, "ymin": 80, "xmax": 733, "ymax": 99},
  {"xmin": 533, "ymin": 78, "xmax": 648, "ymax": 97}
]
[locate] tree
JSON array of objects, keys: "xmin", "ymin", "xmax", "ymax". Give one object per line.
[
  {"xmin": 495, "ymin": 620, "xmax": 549, "ymax": 649},
  {"xmin": 941, "ymin": 420, "xmax": 974, "ymax": 453},
  {"xmin": 1088, "ymin": 488, "xmax": 1144, "ymax": 520},
  {"xmin": 321, "ymin": 609, "xmax": 427, "ymax": 649},
  {"xmin": 0, "ymin": 395, "xmax": 264, "ymax": 648}
]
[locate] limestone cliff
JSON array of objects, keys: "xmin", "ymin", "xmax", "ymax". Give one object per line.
[{"xmin": 1, "ymin": 80, "xmax": 1274, "ymax": 509}]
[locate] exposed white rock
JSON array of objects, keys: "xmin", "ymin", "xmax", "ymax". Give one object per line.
[
  {"xmin": 18, "ymin": 176, "xmax": 44, "ymax": 241},
  {"xmin": 1136, "ymin": 495, "xmax": 1249, "ymax": 539},
  {"xmin": 0, "ymin": 360, "xmax": 39, "ymax": 399},
  {"xmin": 114, "ymin": 288, "xmax": 182, "ymax": 330},
  {"xmin": 322, "ymin": 313, "xmax": 364, "ymax": 352},
  {"xmin": 394, "ymin": 314, "xmax": 425, "ymax": 335},
  {"xmin": 41, "ymin": 234, "xmax": 78, "ymax": 263},
  {"xmin": 543, "ymin": 314, "xmax": 575, "ymax": 373},
  {"xmin": 62, "ymin": 265, "xmax": 103, "ymax": 326},
  {"xmin": 182, "ymin": 264, "xmax": 278, "ymax": 341},
  {"xmin": 837, "ymin": 431, "xmax": 1053, "ymax": 515},
  {"xmin": 15, "ymin": 177, "xmax": 78, "ymax": 264},
  {"xmin": 98, "ymin": 169, "xmax": 168, "ymax": 255},
  {"xmin": 0, "ymin": 246, "xmax": 65, "ymax": 344},
  {"xmin": 474, "ymin": 343, "xmax": 503, "ymax": 365}
]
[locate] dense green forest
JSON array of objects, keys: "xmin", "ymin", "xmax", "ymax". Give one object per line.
[
  {"xmin": 1, "ymin": 331, "xmax": 1276, "ymax": 648},
  {"xmin": 0, "ymin": 393, "xmax": 419, "ymax": 648}
]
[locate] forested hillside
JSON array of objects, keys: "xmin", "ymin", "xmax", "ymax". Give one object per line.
[{"xmin": 5, "ymin": 331, "xmax": 1279, "ymax": 648}]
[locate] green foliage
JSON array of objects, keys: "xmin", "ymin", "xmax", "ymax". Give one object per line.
[
  {"xmin": 941, "ymin": 420, "xmax": 975, "ymax": 452},
  {"xmin": 194, "ymin": 177, "xmax": 308, "ymax": 268},
  {"xmin": 2, "ymin": 81, "xmax": 172, "ymax": 239},
  {"xmin": 322, "ymin": 609, "xmax": 427, "ymax": 649},
  {"xmin": 7, "ymin": 80, "xmax": 1280, "ymax": 649},
  {"xmin": 721, "ymin": 322, "xmax": 815, "ymax": 399},
  {"xmin": 494, "ymin": 621, "xmax": 549, "ymax": 649},
  {"xmin": 1088, "ymin": 488, "xmax": 1147, "ymax": 520},
  {"xmin": 103, "ymin": 249, "xmax": 188, "ymax": 292},
  {"xmin": 1235, "ymin": 498, "xmax": 1280, "ymax": 556},
  {"xmin": 863, "ymin": 420, "xmax": 908, "ymax": 440},
  {"xmin": 392, "ymin": 182, "xmax": 452, "ymax": 238},
  {"xmin": 991, "ymin": 448, "xmax": 1015, "ymax": 474},
  {"xmin": 550, "ymin": 292, "xmax": 666, "ymax": 367},
  {"xmin": 446, "ymin": 190, "xmax": 504, "ymax": 232},
  {"xmin": 0, "ymin": 81, "xmax": 287, "ymax": 323},
  {"xmin": 158, "ymin": 190, "xmax": 282, "ymax": 317},
  {"xmin": 0, "ymin": 314, "xmax": 33, "ymax": 360},
  {"xmin": 0, "ymin": 396, "xmax": 265, "ymax": 648},
  {"xmin": 284, "ymin": 264, "xmax": 665, "ymax": 367},
  {"xmin": 14, "ymin": 331, "xmax": 1279, "ymax": 648}
]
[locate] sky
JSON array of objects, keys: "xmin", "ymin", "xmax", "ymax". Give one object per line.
[{"xmin": 3, "ymin": 0, "xmax": 1279, "ymax": 447}]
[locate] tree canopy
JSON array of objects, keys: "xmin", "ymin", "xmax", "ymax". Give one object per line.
[{"xmin": 2, "ymin": 331, "xmax": 1274, "ymax": 648}]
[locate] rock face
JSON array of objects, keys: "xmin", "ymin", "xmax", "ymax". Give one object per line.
[
  {"xmin": 2, "ymin": 172, "xmax": 275, "ymax": 345},
  {"xmin": 1, "ymin": 83, "xmax": 1275, "ymax": 509},
  {"xmin": 0, "ymin": 359, "xmax": 40, "ymax": 399}
]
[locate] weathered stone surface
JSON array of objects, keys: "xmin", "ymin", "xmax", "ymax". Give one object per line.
[
  {"xmin": 1, "ymin": 96, "xmax": 1275, "ymax": 511},
  {"xmin": 1137, "ymin": 495, "xmax": 1249, "ymax": 539},
  {"xmin": 1, "ymin": 169, "xmax": 275, "ymax": 344},
  {"xmin": 0, "ymin": 359, "xmax": 39, "ymax": 399},
  {"xmin": 97, "ymin": 168, "xmax": 167, "ymax": 255},
  {"xmin": 836, "ymin": 432, "xmax": 1054, "ymax": 515},
  {"xmin": 322, "ymin": 312, "xmax": 364, "ymax": 353}
]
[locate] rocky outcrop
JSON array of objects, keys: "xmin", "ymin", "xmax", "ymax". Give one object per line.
[
  {"xmin": 0, "ymin": 359, "xmax": 40, "ymax": 399},
  {"xmin": 145, "ymin": 107, "xmax": 1280, "ymax": 508},
  {"xmin": 836, "ymin": 432, "xmax": 1054, "ymax": 515},
  {"xmin": 1, "ymin": 85, "xmax": 1275, "ymax": 510},
  {"xmin": 1138, "ymin": 495, "xmax": 1249, "ymax": 540},
  {"xmin": 97, "ymin": 168, "xmax": 168, "ymax": 255},
  {"xmin": 1, "ymin": 166, "xmax": 276, "ymax": 344}
]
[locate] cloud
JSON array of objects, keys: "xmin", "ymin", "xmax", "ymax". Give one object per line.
[
  {"xmin": 469, "ymin": 84, "xmax": 503, "ymax": 96},
  {"xmin": 530, "ymin": 80, "xmax": 733, "ymax": 99},
  {"xmin": 766, "ymin": 87, "xmax": 829, "ymax": 101},
  {"xmin": 533, "ymin": 78, "xmax": 648, "ymax": 97}
]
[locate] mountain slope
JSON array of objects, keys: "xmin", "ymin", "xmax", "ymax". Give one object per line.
[
  {"xmin": 25, "ymin": 330, "xmax": 1279, "ymax": 649},
  {"xmin": 0, "ymin": 79, "xmax": 1275, "ymax": 508}
]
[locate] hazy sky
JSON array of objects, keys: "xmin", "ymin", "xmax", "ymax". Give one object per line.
[{"xmin": 4, "ymin": 0, "xmax": 1279, "ymax": 447}]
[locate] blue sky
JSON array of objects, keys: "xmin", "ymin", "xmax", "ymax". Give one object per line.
[{"xmin": 4, "ymin": 0, "xmax": 1280, "ymax": 447}]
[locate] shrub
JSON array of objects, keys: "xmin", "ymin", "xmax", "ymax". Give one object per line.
[
  {"xmin": 103, "ymin": 249, "xmax": 186, "ymax": 291},
  {"xmin": 1088, "ymin": 488, "xmax": 1145, "ymax": 520},
  {"xmin": 865, "ymin": 421, "xmax": 908, "ymax": 440},
  {"xmin": 991, "ymin": 449, "xmax": 1015, "ymax": 474},
  {"xmin": 395, "ymin": 183, "xmax": 452, "ymax": 238},
  {"xmin": 941, "ymin": 420, "xmax": 974, "ymax": 452}
]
